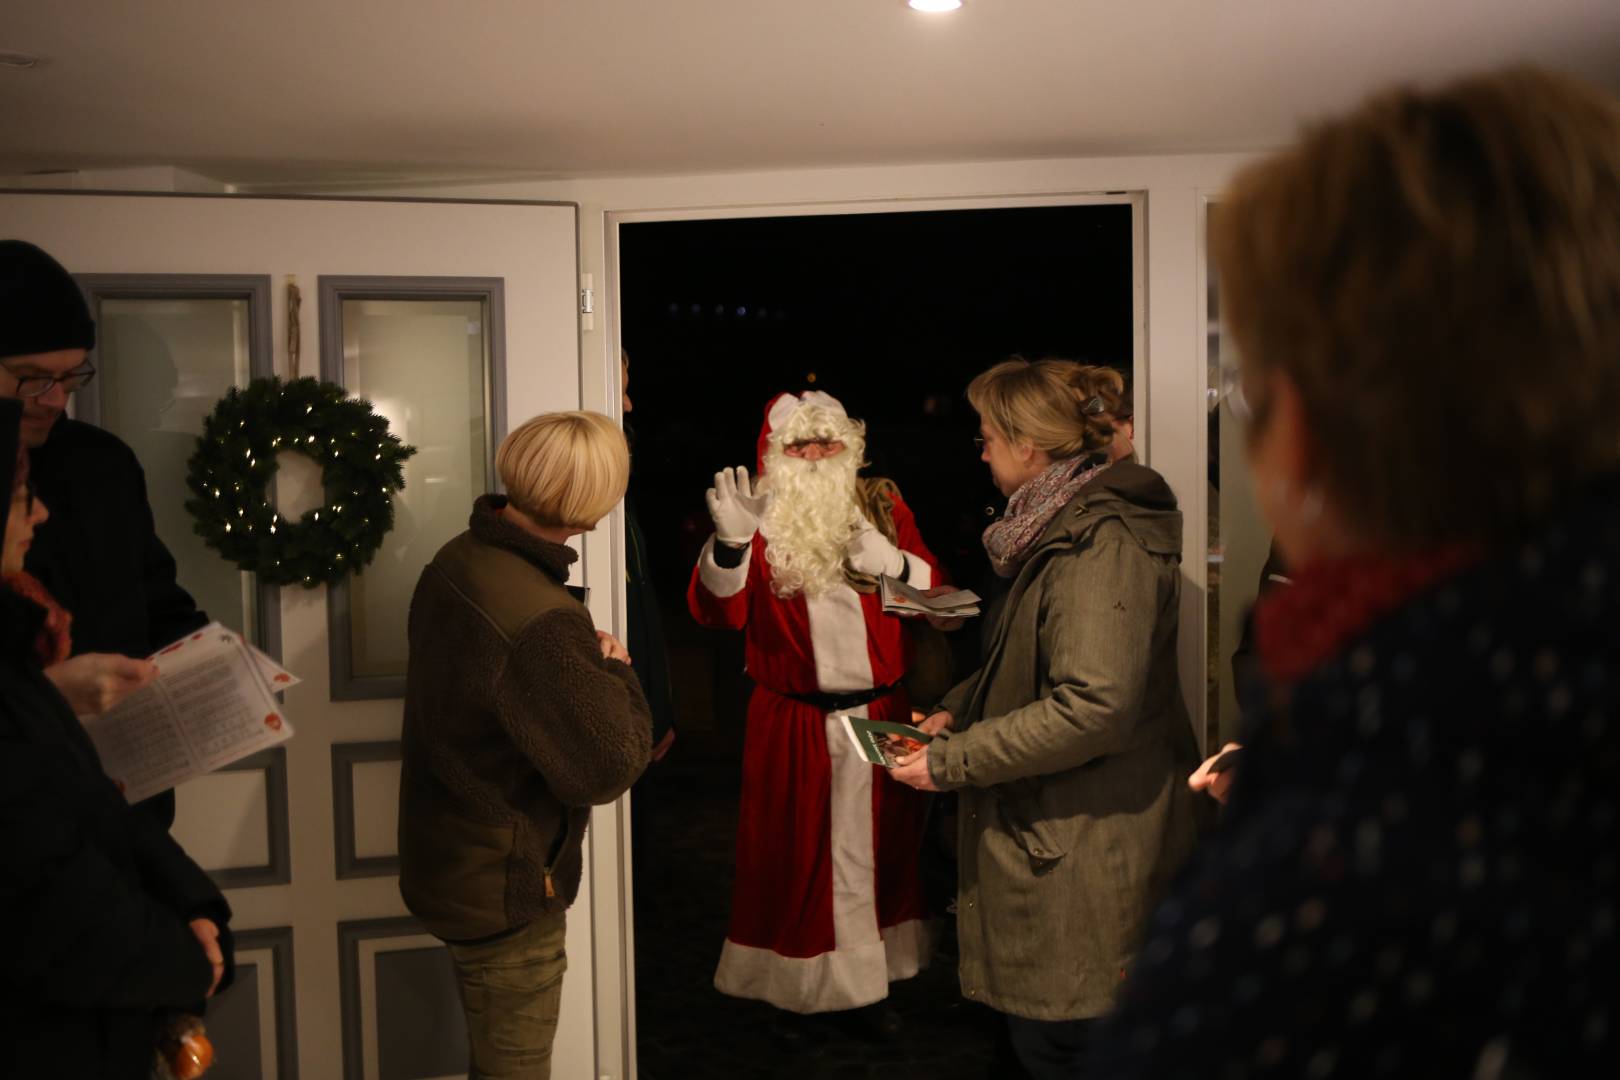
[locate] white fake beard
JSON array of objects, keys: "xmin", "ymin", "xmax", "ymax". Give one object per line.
[{"xmin": 761, "ymin": 448, "xmax": 863, "ymax": 598}]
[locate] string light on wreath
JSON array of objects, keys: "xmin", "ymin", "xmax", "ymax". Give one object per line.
[{"xmin": 186, "ymin": 376, "xmax": 417, "ymax": 587}]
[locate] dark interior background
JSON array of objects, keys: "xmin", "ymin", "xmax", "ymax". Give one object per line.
[
  {"xmin": 622, "ymin": 204, "xmax": 1135, "ymax": 1077},
  {"xmin": 623, "ymin": 203, "xmax": 1135, "ymax": 719}
]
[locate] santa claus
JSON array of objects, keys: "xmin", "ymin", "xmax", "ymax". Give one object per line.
[{"xmin": 688, "ymin": 390, "xmax": 943, "ymax": 1034}]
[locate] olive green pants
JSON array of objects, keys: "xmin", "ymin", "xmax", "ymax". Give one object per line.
[{"xmin": 446, "ymin": 912, "xmax": 568, "ymax": 1080}]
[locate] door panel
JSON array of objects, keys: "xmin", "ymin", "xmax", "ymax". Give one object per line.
[
  {"xmin": 0, "ymin": 191, "xmax": 586, "ymax": 1080},
  {"xmin": 76, "ymin": 276, "xmax": 274, "ymax": 648}
]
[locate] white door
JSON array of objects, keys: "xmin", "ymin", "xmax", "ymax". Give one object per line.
[{"xmin": 0, "ymin": 191, "xmax": 607, "ymax": 1080}]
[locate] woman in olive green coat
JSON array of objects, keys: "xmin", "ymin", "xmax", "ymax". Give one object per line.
[{"xmin": 890, "ymin": 358, "xmax": 1202, "ymax": 1077}]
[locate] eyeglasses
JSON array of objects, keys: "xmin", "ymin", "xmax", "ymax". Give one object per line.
[
  {"xmin": 1214, "ymin": 358, "xmax": 1253, "ymax": 423},
  {"xmin": 1, "ymin": 360, "xmax": 97, "ymax": 399},
  {"xmin": 972, "ymin": 435, "xmax": 985, "ymax": 449}
]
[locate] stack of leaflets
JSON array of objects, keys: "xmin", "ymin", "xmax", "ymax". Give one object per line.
[
  {"xmin": 879, "ymin": 574, "xmax": 981, "ymax": 619},
  {"xmin": 79, "ymin": 623, "xmax": 298, "ymax": 805},
  {"xmin": 839, "ymin": 713, "xmax": 935, "ymax": 769}
]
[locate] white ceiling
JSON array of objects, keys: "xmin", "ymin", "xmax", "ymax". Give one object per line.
[{"xmin": 2, "ymin": 0, "xmax": 1618, "ymax": 188}]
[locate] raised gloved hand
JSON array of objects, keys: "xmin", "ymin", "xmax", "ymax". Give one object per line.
[
  {"xmin": 705, "ymin": 465, "xmax": 770, "ymax": 545},
  {"xmin": 846, "ymin": 525, "xmax": 906, "ymax": 579}
]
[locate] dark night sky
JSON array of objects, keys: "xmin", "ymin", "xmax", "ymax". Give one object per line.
[{"xmin": 620, "ymin": 203, "xmax": 1135, "ymax": 605}]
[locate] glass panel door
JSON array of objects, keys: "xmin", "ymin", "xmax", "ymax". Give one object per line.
[
  {"xmin": 328, "ymin": 289, "xmax": 497, "ymax": 692},
  {"xmin": 89, "ymin": 285, "xmax": 269, "ymax": 644}
]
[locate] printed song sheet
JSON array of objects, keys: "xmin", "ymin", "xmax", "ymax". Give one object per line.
[
  {"xmin": 879, "ymin": 574, "xmax": 981, "ymax": 618},
  {"xmin": 80, "ymin": 623, "xmax": 296, "ymax": 804}
]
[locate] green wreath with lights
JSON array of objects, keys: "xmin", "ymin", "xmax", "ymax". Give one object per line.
[{"xmin": 186, "ymin": 377, "xmax": 417, "ymax": 587}]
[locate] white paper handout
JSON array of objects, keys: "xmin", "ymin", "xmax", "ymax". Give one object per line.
[
  {"xmin": 879, "ymin": 574, "xmax": 981, "ymax": 618},
  {"xmin": 79, "ymin": 622, "xmax": 296, "ymax": 804},
  {"xmin": 245, "ymin": 635, "xmax": 301, "ymax": 690}
]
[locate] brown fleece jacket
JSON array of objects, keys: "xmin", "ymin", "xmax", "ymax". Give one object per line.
[{"xmin": 398, "ymin": 495, "xmax": 652, "ymax": 942}]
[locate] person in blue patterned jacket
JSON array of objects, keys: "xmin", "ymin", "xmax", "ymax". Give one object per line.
[{"xmin": 1094, "ymin": 66, "xmax": 1620, "ymax": 1076}]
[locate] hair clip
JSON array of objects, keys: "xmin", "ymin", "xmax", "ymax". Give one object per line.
[{"xmin": 1082, "ymin": 396, "xmax": 1107, "ymax": 415}]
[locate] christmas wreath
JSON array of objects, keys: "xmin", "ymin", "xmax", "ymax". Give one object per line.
[{"xmin": 186, "ymin": 377, "xmax": 417, "ymax": 587}]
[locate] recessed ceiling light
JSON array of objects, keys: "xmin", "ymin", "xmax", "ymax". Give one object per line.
[
  {"xmin": 0, "ymin": 51, "xmax": 44, "ymax": 69},
  {"xmin": 908, "ymin": 0, "xmax": 964, "ymax": 12}
]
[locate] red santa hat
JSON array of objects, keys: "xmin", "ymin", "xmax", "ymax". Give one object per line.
[{"xmin": 756, "ymin": 390, "xmax": 849, "ymax": 472}]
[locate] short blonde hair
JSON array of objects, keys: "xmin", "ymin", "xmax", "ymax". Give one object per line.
[
  {"xmin": 497, "ymin": 411, "xmax": 628, "ymax": 529},
  {"xmin": 967, "ymin": 357, "xmax": 1123, "ymax": 459},
  {"xmin": 1215, "ymin": 66, "xmax": 1620, "ymax": 547}
]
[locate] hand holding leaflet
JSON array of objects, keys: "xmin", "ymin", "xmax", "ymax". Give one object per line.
[
  {"xmin": 879, "ymin": 574, "xmax": 980, "ymax": 619},
  {"xmin": 79, "ymin": 623, "xmax": 296, "ymax": 804},
  {"xmin": 839, "ymin": 712, "xmax": 934, "ymax": 768}
]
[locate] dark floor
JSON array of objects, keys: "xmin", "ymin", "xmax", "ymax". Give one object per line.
[{"xmin": 632, "ymin": 757, "xmax": 1016, "ymax": 1080}]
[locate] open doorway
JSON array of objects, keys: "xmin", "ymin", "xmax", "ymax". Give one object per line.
[{"xmin": 619, "ymin": 200, "xmax": 1137, "ymax": 1079}]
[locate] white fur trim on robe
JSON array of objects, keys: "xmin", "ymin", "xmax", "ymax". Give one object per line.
[
  {"xmin": 712, "ymin": 582, "xmax": 933, "ymax": 1013},
  {"xmin": 902, "ymin": 550, "xmax": 933, "ymax": 590}
]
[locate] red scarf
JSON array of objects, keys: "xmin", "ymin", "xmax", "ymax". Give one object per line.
[
  {"xmin": 1254, "ymin": 546, "xmax": 1478, "ymax": 685},
  {"xmin": 2, "ymin": 570, "xmax": 73, "ymax": 667}
]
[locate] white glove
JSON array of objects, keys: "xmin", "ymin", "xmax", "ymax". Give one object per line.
[
  {"xmin": 706, "ymin": 465, "xmax": 770, "ymax": 545},
  {"xmin": 846, "ymin": 525, "xmax": 906, "ymax": 579}
]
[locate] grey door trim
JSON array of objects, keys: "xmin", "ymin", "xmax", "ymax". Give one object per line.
[
  {"xmin": 336, "ymin": 915, "xmax": 434, "ymax": 1080},
  {"xmin": 330, "ymin": 740, "xmax": 402, "ymax": 879},
  {"xmin": 232, "ymin": 925, "xmax": 301, "ymax": 1080},
  {"xmin": 318, "ymin": 275, "xmax": 508, "ymax": 701},
  {"xmin": 206, "ymin": 746, "xmax": 292, "ymax": 889},
  {"xmin": 72, "ymin": 272, "xmax": 282, "ymax": 659},
  {"xmin": 2, "ymin": 186, "xmax": 577, "ymax": 210},
  {"xmin": 74, "ymin": 273, "xmax": 276, "ymax": 430}
]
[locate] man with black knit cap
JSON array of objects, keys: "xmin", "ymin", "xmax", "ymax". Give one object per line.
[{"xmin": 0, "ymin": 239, "xmax": 209, "ymax": 829}]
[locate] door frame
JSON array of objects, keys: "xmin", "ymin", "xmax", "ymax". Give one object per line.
[{"xmin": 599, "ymin": 188, "xmax": 1146, "ymax": 1078}]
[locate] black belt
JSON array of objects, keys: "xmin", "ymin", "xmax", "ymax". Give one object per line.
[{"xmin": 780, "ymin": 683, "xmax": 900, "ymax": 712}]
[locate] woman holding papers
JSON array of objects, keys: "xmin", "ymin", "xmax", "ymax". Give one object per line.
[
  {"xmin": 398, "ymin": 411, "xmax": 651, "ymax": 1080},
  {"xmin": 0, "ymin": 398, "xmax": 233, "ymax": 1078},
  {"xmin": 887, "ymin": 358, "xmax": 1201, "ymax": 1078}
]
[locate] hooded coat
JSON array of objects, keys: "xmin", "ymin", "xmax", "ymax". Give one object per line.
[
  {"xmin": 929, "ymin": 461, "xmax": 1203, "ymax": 1021},
  {"xmin": 0, "ymin": 399, "xmax": 232, "ymax": 1078}
]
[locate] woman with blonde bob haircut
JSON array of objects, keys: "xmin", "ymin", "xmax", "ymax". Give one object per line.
[
  {"xmin": 399, "ymin": 409, "xmax": 649, "ymax": 1079},
  {"xmin": 498, "ymin": 409, "xmax": 631, "ymax": 531},
  {"xmin": 889, "ymin": 355, "xmax": 1201, "ymax": 1076},
  {"xmin": 1095, "ymin": 67, "xmax": 1620, "ymax": 1076}
]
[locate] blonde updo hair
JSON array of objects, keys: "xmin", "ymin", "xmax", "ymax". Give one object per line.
[
  {"xmin": 497, "ymin": 411, "xmax": 629, "ymax": 529},
  {"xmin": 967, "ymin": 357, "xmax": 1123, "ymax": 460}
]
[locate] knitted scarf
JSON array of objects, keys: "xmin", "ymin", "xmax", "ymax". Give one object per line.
[
  {"xmin": 1254, "ymin": 545, "xmax": 1478, "ymax": 685},
  {"xmin": 983, "ymin": 456, "xmax": 1110, "ymax": 577},
  {"xmin": 2, "ymin": 569, "xmax": 73, "ymax": 667}
]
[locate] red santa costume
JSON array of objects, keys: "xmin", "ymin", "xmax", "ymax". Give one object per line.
[{"xmin": 688, "ymin": 391, "xmax": 941, "ymax": 1014}]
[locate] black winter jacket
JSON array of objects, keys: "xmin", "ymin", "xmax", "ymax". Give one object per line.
[
  {"xmin": 24, "ymin": 417, "xmax": 209, "ymax": 827},
  {"xmin": 0, "ymin": 587, "xmax": 234, "ymax": 1077}
]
